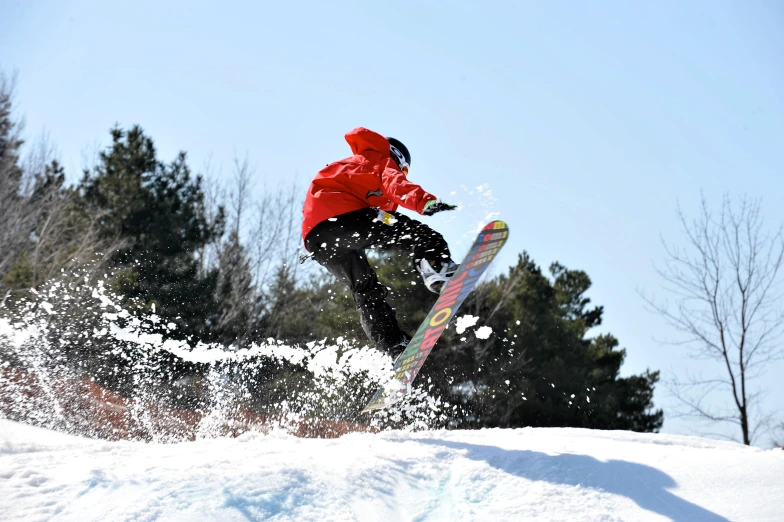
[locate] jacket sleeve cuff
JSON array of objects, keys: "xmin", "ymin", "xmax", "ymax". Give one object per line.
[{"xmin": 419, "ymin": 195, "xmax": 437, "ymax": 214}]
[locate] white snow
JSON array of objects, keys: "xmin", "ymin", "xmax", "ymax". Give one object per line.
[
  {"xmin": 455, "ymin": 315, "xmax": 492, "ymax": 339},
  {"xmin": 455, "ymin": 314, "xmax": 479, "ymax": 334},
  {"xmin": 475, "ymin": 325, "xmax": 493, "ymax": 339},
  {"xmin": 1, "ymin": 419, "xmax": 781, "ymax": 521}
]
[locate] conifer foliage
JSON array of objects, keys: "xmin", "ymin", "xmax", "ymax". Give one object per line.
[{"xmin": 79, "ymin": 125, "xmax": 225, "ymax": 341}]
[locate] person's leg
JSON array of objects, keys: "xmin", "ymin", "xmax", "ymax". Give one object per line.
[
  {"xmin": 360, "ymin": 210, "xmax": 457, "ymax": 293},
  {"xmin": 306, "ymin": 215, "xmax": 408, "ymax": 351}
]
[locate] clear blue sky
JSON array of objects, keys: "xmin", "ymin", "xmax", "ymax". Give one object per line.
[{"xmin": 2, "ymin": 0, "xmax": 783, "ymax": 442}]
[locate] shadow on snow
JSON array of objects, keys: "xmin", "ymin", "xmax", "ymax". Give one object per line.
[{"xmin": 414, "ymin": 439, "xmax": 730, "ymax": 522}]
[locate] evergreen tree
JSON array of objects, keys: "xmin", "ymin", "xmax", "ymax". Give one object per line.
[
  {"xmin": 212, "ymin": 229, "xmax": 259, "ymax": 346},
  {"xmin": 0, "ymin": 74, "xmax": 23, "ymax": 186},
  {"xmin": 0, "ymin": 72, "xmax": 27, "ymax": 285},
  {"xmin": 450, "ymin": 254, "xmax": 662, "ymax": 432},
  {"xmin": 78, "ymin": 125, "xmax": 225, "ymax": 340},
  {"xmin": 260, "ymin": 263, "xmax": 325, "ymax": 343}
]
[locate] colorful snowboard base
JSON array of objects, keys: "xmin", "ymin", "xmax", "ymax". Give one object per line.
[{"xmin": 362, "ymin": 220, "xmax": 509, "ymax": 413}]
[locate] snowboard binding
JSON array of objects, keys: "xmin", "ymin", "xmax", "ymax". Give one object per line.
[{"xmin": 416, "ymin": 258, "xmax": 459, "ymax": 294}]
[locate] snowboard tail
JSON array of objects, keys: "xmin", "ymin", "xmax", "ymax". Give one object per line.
[{"xmin": 362, "ymin": 220, "xmax": 509, "ymax": 412}]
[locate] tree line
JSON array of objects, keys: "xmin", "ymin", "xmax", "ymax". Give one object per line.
[{"xmin": 0, "ymin": 72, "xmax": 663, "ymax": 433}]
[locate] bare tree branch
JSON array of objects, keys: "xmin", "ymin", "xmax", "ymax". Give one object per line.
[{"xmin": 643, "ymin": 194, "xmax": 784, "ymax": 445}]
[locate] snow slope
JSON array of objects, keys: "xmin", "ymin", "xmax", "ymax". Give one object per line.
[{"xmin": 1, "ymin": 420, "xmax": 781, "ymax": 522}]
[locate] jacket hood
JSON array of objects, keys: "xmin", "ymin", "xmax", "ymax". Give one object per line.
[{"xmin": 344, "ymin": 127, "xmax": 390, "ymax": 156}]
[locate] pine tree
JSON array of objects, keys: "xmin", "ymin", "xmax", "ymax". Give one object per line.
[
  {"xmin": 213, "ymin": 229, "xmax": 259, "ymax": 346},
  {"xmin": 0, "ymin": 72, "xmax": 27, "ymax": 286},
  {"xmin": 451, "ymin": 254, "xmax": 663, "ymax": 432},
  {"xmin": 79, "ymin": 125, "xmax": 225, "ymax": 340}
]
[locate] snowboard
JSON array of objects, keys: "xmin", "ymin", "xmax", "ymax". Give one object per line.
[{"xmin": 362, "ymin": 220, "xmax": 509, "ymax": 412}]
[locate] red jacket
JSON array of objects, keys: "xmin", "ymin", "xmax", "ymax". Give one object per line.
[{"xmin": 301, "ymin": 127, "xmax": 437, "ymax": 243}]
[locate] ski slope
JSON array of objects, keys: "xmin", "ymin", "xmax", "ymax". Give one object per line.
[{"xmin": 1, "ymin": 420, "xmax": 781, "ymax": 521}]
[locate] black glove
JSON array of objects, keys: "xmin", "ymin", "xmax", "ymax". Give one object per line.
[{"xmin": 423, "ymin": 200, "xmax": 458, "ymax": 216}]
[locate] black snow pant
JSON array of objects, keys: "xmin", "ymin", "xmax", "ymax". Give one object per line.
[{"xmin": 305, "ymin": 208, "xmax": 451, "ymax": 352}]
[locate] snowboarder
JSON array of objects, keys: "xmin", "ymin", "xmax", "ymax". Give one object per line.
[{"xmin": 302, "ymin": 127, "xmax": 458, "ymax": 358}]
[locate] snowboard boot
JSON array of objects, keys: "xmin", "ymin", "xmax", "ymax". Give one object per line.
[
  {"xmin": 416, "ymin": 258, "xmax": 459, "ymax": 294},
  {"xmin": 377, "ymin": 332, "xmax": 412, "ymax": 362}
]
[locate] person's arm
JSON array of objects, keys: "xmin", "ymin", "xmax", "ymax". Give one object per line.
[{"xmin": 379, "ymin": 160, "xmax": 437, "ymax": 214}]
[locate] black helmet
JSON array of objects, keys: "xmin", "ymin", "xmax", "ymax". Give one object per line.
[{"xmin": 388, "ymin": 137, "xmax": 411, "ymax": 170}]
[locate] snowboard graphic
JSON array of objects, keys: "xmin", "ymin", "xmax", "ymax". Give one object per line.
[{"xmin": 363, "ymin": 220, "xmax": 509, "ymax": 412}]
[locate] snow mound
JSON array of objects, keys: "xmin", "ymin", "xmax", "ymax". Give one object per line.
[{"xmin": 1, "ymin": 419, "xmax": 781, "ymax": 521}]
